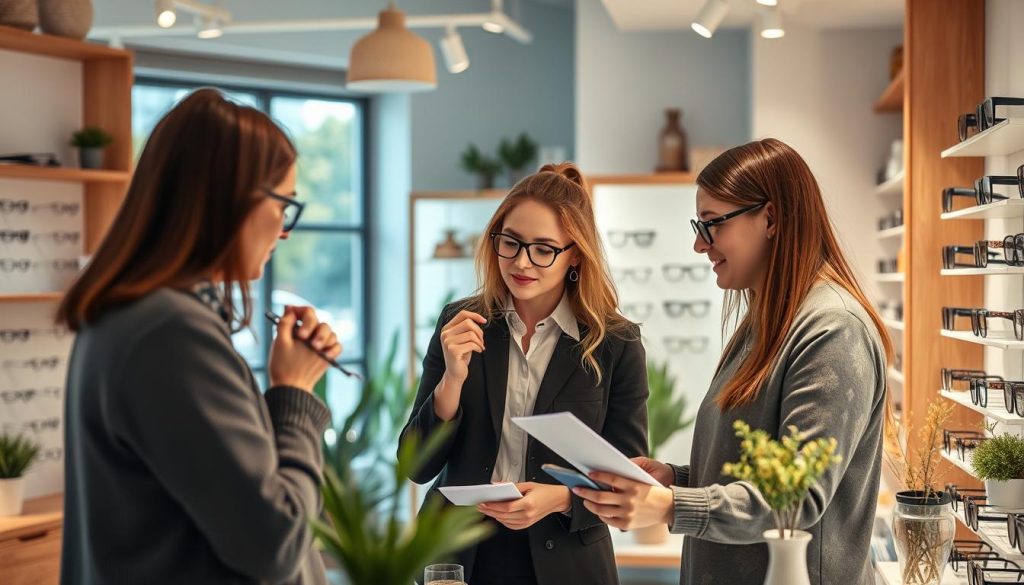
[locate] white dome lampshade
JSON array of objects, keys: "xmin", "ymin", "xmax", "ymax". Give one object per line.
[{"xmin": 347, "ymin": 5, "xmax": 437, "ymax": 93}]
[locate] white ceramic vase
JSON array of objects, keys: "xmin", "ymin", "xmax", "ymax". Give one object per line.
[
  {"xmin": 762, "ymin": 529, "xmax": 811, "ymax": 585},
  {"xmin": 0, "ymin": 477, "xmax": 25, "ymax": 517}
]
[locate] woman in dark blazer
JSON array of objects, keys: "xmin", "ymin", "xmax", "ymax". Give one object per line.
[{"xmin": 399, "ymin": 163, "xmax": 649, "ymax": 585}]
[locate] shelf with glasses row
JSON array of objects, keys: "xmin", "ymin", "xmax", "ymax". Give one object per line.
[
  {"xmin": 942, "ymin": 267, "xmax": 1024, "ymax": 276},
  {"xmin": 877, "ymin": 226, "xmax": 905, "ymax": 241},
  {"xmin": 876, "ymin": 562, "xmax": 964, "ymax": 585},
  {"xmin": 940, "ymin": 390, "xmax": 1024, "ymax": 426},
  {"xmin": 874, "ymin": 171, "xmax": 905, "ymax": 198},
  {"xmin": 942, "ymin": 199, "xmax": 1024, "ymax": 221},
  {"xmin": 942, "ymin": 118, "xmax": 1024, "ymax": 158},
  {"xmin": 941, "ymin": 329, "xmax": 1024, "ymax": 351},
  {"xmin": 955, "ymin": 512, "xmax": 1024, "ymax": 564},
  {"xmin": 942, "ymin": 449, "xmax": 978, "ymax": 479},
  {"xmin": 876, "ymin": 273, "xmax": 905, "ymax": 283},
  {"xmin": 0, "ymin": 165, "xmax": 130, "ymax": 184}
]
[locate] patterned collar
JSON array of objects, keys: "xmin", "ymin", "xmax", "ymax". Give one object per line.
[{"xmin": 189, "ymin": 280, "xmax": 230, "ymax": 323}]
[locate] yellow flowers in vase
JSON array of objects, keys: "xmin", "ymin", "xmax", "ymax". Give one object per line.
[{"xmin": 722, "ymin": 420, "xmax": 842, "ymax": 540}]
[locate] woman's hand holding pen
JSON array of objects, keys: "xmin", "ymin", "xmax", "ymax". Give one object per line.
[
  {"xmin": 434, "ymin": 310, "xmax": 487, "ymax": 421},
  {"xmin": 268, "ymin": 305, "xmax": 342, "ymax": 392}
]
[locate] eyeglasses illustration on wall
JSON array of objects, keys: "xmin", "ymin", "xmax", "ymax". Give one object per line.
[
  {"xmin": 612, "ymin": 267, "xmax": 653, "ymax": 284},
  {"xmin": 2, "ymin": 417, "xmax": 61, "ymax": 435},
  {"xmin": 0, "ymin": 327, "xmax": 70, "ymax": 343},
  {"xmin": 941, "ymin": 166, "xmax": 1024, "ymax": 213},
  {"xmin": 0, "ymin": 199, "xmax": 29, "ymax": 215},
  {"xmin": 0, "ymin": 258, "xmax": 80, "ymax": 272},
  {"xmin": 662, "ymin": 336, "xmax": 709, "ymax": 354},
  {"xmin": 34, "ymin": 447, "xmax": 63, "ymax": 463},
  {"xmin": 958, "ymin": 97, "xmax": 1024, "ymax": 142},
  {"xmin": 33, "ymin": 231, "xmax": 81, "ymax": 245},
  {"xmin": 0, "ymin": 230, "xmax": 30, "ymax": 244},
  {"xmin": 32, "ymin": 202, "xmax": 81, "ymax": 216},
  {"xmin": 941, "ymin": 306, "xmax": 1024, "ymax": 341},
  {"xmin": 622, "ymin": 302, "xmax": 654, "ymax": 320},
  {"xmin": 1, "ymin": 356, "xmax": 63, "ymax": 371},
  {"xmin": 607, "ymin": 230, "xmax": 656, "ymax": 248},
  {"xmin": 663, "ymin": 300, "xmax": 712, "ymax": 319},
  {"xmin": 662, "ymin": 263, "xmax": 710, "ymax": 283},
  {"xmin": 1, "ymin": 387, "xmax": 63, "ymax": 404}
]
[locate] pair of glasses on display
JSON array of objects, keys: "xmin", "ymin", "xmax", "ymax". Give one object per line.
[
  {"xmin": 0, "ymin": 328, "xmax": 69, "ymax": 343},
  {"xmin": 943, "ymin": 245, "xmax": 999, "ymax": 269},
  {"xmin": 690, "ymin": 202, "xmax": 766, "ymax": 246},
  {"xmin": 489, "ymin": 233, "xmax": 576, "ymax": 268},
  {"xmin": 970, "ymin": 376, "xmax": 1024, "ymax": 416},
  {"xmin": 942, "ymin": 306, "xmax": 1024, "ymax": 341},
  {"xmin": 943, "ymin": 429, "xmax": 988, "ymax": 461},
  {"xmin": 1, "ymin": 417, "xmax": 60, "ymax": 435},
  {"xmin": 967, "ymin": 234, "xmax": 1024, "ymax": 268},
  {"xmin": 664, "ymin": 300, "xmax": 711, "ymax": 318},
  {"xmin": 0, "ymin": 152, "xmax": 60, "ymax": 167},
  {"xmin": 663, "ymin": 336, "xmax": 709, "ymax": 354},
  {"xmin": 949, "ymin": 540, "xmax": 999, "ymax": 573},
  {"xmin": 963, "ymin": 494, "xmax": 1005, "ymax": 532},
  {"xmin": 0, "ymin": 258, "xmax": 80, "ymax": 273},
  {"xmin": 966, "ymin": 557, "xmax": 1024, "ymax": 585},
  {"xmin": 607, "ymin": 230, "xmax": 656, "ymax": 248},
  {"xmin": 1, "ymin": 356, "xmax": 62, "ymax": 371},
  {"xmin": 0, "ymin": 231, "xmax": 81, "ymax": 245},
  {"xmin": 0, "ymin": 200, "xmax": 80, "ymax": 216},
  {"xmin": 959, "ymin": 97, "xmax": 1024, "ymax": 141},
  {"xmin": 663, "ymin": 263, "xmax": 710, "ymax": 282},
  {"xmin": 942, "ymin": 166, "xmax": 1024, "ymax": 213},
  {"xmin": 0, "ymin": 387, "xmax": 62, "ymax": 404},
  {"xmin": 612, "ymin": 267, "xmax": 653, "ymax": 283},
  {"xmin": 34, "ymin": 448, "xmax": 62, "ymax": 463}
]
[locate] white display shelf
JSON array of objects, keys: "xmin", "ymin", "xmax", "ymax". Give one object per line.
[
  {"xmin": 941, "ymin": 118, "xmax": 1024, "ymax": 158},
  {"xmin": 941, "ymin": 267, "xmax": 1024, "ymax": 276},
  {"xmin": 941, "ymin": 449, "xmax": 977, "ymax": 479},
  {"xmin": 883, "ymin": 319, "xmax": 905, "ymax": 332},
  {"xmin": 941, "ymin": 329, "xmax": 1024, "ymax": 350},
  {"xmin": 876, "ymin": 273, "xmax": 906, "ymax": 283},
  {"xmin": 876, "ymin": 562, "xmax": 963, "ymax": 585},
  {"xmin": 875, "ymin": 171, "xmax": 905, "ymax": 198},
  {"xmin": 940, "ymin": 390, "xmax": 1024, "ymax": 425},
  {"xmin": 942, "ymin": 199, "xmax": 1024, "ymax": 221},
  {"xmin": 953, "ymin": 508, "xmax": 1024, "ymax": 564},
  {"xmin": 888, "ymin": 368, "xmax": 905, "ymax": 385},
  {"xmin": 877, "ymin": 226, "xmax": 906, "ymax": 241}
]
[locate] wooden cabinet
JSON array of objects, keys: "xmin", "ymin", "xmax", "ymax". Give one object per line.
[{"xmin": 0, "ymin": 495, "xmax": 63, "ymax": 585}]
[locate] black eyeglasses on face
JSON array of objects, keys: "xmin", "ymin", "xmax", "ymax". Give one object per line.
[
  {"xmin": 959, "ymin": 97, "xmax": 1024, "ymax": 142},
  {"xmin": 262, "ymin": 188, "xmax": 304, "ymax": 232},
  {"xmin": 690, "ymin": 202, "xmax": 767, "ymax": 246},
  {"xmin": 490, "ymin": 232, "xmax": 575, "ymax": 268}
]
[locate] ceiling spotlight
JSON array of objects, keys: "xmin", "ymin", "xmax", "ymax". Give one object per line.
[
  {"xmin": 756, "ymin": 0, "xmax": 778, "ymax": 5},
  {"xmin": 440, "ymin": 25, "xmax": 470, "ymax": 74},
  {"xmin": 197, "ymin": 14, "xmax": 223, "ymax": 39},
  {"xmin": 155, "ymin": 0, "xmax": 176, "ymax": 28},
  {"xmin": 691, "ymin": 0, "xmax": 728, "ymax": 39},
  {"xmin": 759, "ymin": 8, "xmax": 785, "ymax": 39},
  {"xmin": 483, "ymin": 0, "xmax": 505, "ymax": 33}
]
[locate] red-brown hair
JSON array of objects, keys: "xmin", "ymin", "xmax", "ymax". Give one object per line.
[
  {"xmin": 57, "ymin": 88, "xmax": 296, "ymax": 331},
  {"xmin": 698, "ymin": 138, "xmax": 894, "ymax": 410}
]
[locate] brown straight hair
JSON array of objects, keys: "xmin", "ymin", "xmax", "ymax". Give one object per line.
[
  {"xmin": 467, "ymin": 163, "xmax": 634, "ymax": 384},
  {"xmin": 697, "ymin": 139, "xmax": 895, "ymax": 411},
  {"xmin": 57, "ymin": 88, "xmax": 296, "ymax": 331}
]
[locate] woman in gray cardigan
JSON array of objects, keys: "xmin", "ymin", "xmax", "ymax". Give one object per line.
[
  {"xmin": 56, "ymin": 89, "xmax": 340, "ymax": 584},
  {"xmin": 573, "ymin": 138, "xmax": 893, "ymax": 585}
]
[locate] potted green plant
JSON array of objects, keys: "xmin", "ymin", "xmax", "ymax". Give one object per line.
[
  {"xmin": 498, "ymin": 133, "xmax": 538, "ymax": 187},
  {"xmin": 634, "ymin": 360, "xmax": 694, "ymax": 545},
  {"xmin": 460, "ymin": 144, "xmax": 502, "ymax": 190},
  {"xmin": 972, "ymin": 433, "xmax": 1024, "ymax": 509},
  {"xmin": 70, "ymin": 126, "xmax": 113, "ymax": 169},
  {"xmin": 722, "ymin": 421, "xmax": 841, "ymax": 585},
  {"xmin": 0, "ymin": 434, "xmax": 41, "ymax": 517}
]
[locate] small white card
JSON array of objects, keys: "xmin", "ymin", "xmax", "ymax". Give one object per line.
[{"xmin": 438, "ymin": 482, "xmax": 523, "ymax": 506}]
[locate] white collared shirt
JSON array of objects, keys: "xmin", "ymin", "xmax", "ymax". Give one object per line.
[{"xmin": 491, "ymin": 293, "xmax": 581, "ymax": 483}]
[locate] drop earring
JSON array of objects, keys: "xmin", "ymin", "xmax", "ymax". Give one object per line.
[{"xmin": 569, "ymin": 266, "xmax": 579, "ymax": 282}]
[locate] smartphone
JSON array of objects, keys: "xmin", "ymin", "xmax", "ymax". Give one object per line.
[{"xmin": 541, "ymin": 463, "xmax": 611, "ymax": 491}]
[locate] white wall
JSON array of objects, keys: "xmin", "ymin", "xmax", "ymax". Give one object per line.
[
  {"xmin": 575, "ymin": 0, "xmax": 751, "ymax": 174},
  {"xmin": 984, "ymin": 0, "xmax": 1024, "ymax": 391},
  {"xmin": 751, "ymin": 25, "xmax": 904, "ymax": 304}
]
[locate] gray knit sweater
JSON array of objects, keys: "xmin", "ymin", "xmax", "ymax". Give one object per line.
[
  {"xmin": 61, "ymin": 288, "xmax": 332, "ymax": 585},
  {"xmin": 667, "ymin": 283, "xmax": 887, "ymax": 585}
]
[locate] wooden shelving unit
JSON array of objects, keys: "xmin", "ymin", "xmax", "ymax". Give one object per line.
[
  {"xmin": 0, "ymin": 24, "xmax": 132, "ymax": 583},
  {"xmin": 874, "ymin": 69, "xmax": 905, "ymax": 113}
]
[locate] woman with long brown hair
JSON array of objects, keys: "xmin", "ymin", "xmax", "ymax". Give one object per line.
[
  {"xmin": 57, "ymin": 88, "xmax": 341, "ymax": 584},
  {"xmin": 572, "ymin": 139, "xmax": 892, "ymax": 585},
  {"xmin": 399, "ymin": 163, "xmax": 649, "ymax": 585}
]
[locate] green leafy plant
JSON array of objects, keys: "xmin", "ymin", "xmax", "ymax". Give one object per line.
[
  {"xmin": 0, "ymin": 434, "xmax": 40, "ymax": 479},
  {"xmin": 313, "ymin": 426, "xmax": 493, "ymax": 585},
  {"xmin": 646, "ymin": 360, "xmax": 694, "ymax": 460},
  {"xmin": 460, "ymin": 144, "xmax": 502, "ymax": 188},
  {"xmin": 70, "ymin": 127, "xmax": 114, "ymax": 149},
  {"xmin": 722, "ymin": 421, "xmax": 841, "ymax": 539},
  {"xmin": 497, "ymin": 133, "xmax": 538, "ymax": 172},
  {"xmin": 972, "ymin": 433, "xmax": 1024, "ymax": 482}
]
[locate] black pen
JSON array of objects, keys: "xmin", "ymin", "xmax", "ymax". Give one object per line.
[{"xmin": 264, "ymin": 310, "xmax": 363, "ymax": 381}]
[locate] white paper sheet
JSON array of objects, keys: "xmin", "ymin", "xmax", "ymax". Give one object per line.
[
  {"xmin": 512, "ymin": 412, "xmax": 660, "ymax": 486},
  {"xmin": 438, "ymin": 482, "xmax": 524, "ymax": 506}
]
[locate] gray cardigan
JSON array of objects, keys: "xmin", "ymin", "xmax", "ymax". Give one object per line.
[
  {"xmin": 61, "ymin": 288, "xmax": 331, "ymax": 585},
  {"xmin": 668, "ymin": 283, "xmax": 887, "ymax": 585}
]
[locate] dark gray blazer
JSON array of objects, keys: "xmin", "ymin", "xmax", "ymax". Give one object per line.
[
  {"xmin": 399, "ymin": 301, "xmax": 650, "ymax": 585},
  {"xmin": 61, "ymin": 288, "xmax": 331, "ymax": 585}
]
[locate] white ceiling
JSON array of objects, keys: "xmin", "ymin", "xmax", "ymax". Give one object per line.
[{"xmin": 599, "ymin": 0, "xmax": 904, "ymax": 31}]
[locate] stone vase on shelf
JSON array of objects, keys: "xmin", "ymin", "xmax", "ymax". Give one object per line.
[
  {"xmin": 38, "ymin": 0, "xmax": 93, "ymax": 40},
  {"xmin": 0, "ymin": 0, "xmax": 38, "ymax": 31}
]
